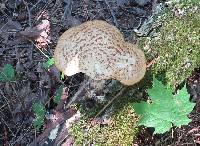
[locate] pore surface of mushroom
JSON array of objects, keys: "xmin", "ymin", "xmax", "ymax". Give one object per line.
[{"xmin": 54, "ymin": 20, "xmax": 146, "ymax": 85}]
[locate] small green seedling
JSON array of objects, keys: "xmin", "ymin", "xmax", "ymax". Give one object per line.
[
  {"xmin": 43, "ymin": 58, "xmax": 55, "ymax": 69},
  {"xmin": 54, "ymin": 85, "xmax": 63, "ymax": 104},
  {"xmin": 132, "ymin": 78, "xmax": 195, "ymax": 134},
  {"xmin": 0, "ymin": 64, "xmax": 15, "ymax": 82},
  {"xmin": 60, "ymin": 72, "xmax": 65, "ymax": 80},
  {"xmin": 32, "ymin": 102, "xmax": 46, "ymax": 130},
  {"xmin": 43, "ymin": 58, "xmax": 65, "ymax": 80}
]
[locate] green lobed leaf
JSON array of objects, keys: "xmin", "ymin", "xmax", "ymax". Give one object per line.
[
  {"xmin": 32, "ymin": 102, "xmax": 46, "ymax": 130},
  {"xmin": 132, "ymin": 78, "xmax": 195, "ymax": 134},
  {"xmin": 0, "ymin": 64, "xmax": 15, "ymax": 82}
]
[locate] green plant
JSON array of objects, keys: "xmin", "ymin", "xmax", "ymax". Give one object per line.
[
  {"xmin": 32, "ymin": 85, "xmax": 63, "ymax": 129},
  {"xmin": 0, "ymin": 64, "xmax": 15, "ymax": 82},
  {"xmin": 43, "ymin": 58, "xmax": 65, "ymax": 80},
  {"xmin": 132, "ymin": 78, "xmax": 195, "ymax": 134},
  {"xmin": 43, "ymin": 58, "xmax": 55, "ymax": 69},
  {"xmin": 54, "ymin": 85, "xmax": 63, "ymax": 104},
  {"xmin": 32, "ymin": 102, "xmax": 46, "ymax": 130}
]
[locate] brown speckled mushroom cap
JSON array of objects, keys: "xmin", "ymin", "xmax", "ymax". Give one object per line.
[{"xmin": 54, "ymin": 20, "xmax": 146, "ymax": 85}]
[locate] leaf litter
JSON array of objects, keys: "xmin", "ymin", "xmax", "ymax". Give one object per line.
[{"xmin": 0, "ymin": 0, "xmax": 200, "ymax": 145}]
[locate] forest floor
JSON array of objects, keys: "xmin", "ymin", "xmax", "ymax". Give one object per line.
[{"xmin": 0, "ymin": 0, "xmax": 199, "ymax": 145}]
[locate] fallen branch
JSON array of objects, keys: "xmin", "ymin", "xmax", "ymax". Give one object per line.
[{"xmin": 28, "ymin": 108, "xmax": 77, "ymax": 146}]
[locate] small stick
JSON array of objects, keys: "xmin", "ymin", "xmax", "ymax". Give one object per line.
[
  {"xmin": 104, "ymin": 0, "xmax": 118, "ymax": 27},
  {"xmin": 61, "ymin": 0, "xmax": 72, "ymax": 22},
  {"xmin": 23, "ymin": 1, "xmax": 32, "ymax": 27},
  {"xmin": 147, "ymin": 56, "xmax": 160, "ymax": 68},
  {"xmin": 95, "ymin": 86, "xmax": 127, "ymax": 118},
  {"xmin": 65, "ymin": 80, "xmax": 90, "ymax": 108},
  {"xmin": 27, "ymin": 5, "xmax": 32, "ymax": 27},
  {"xmin": 29, "ymin": 40, "xmax": 50, "ymax": 59},
  {"xmin": 3, "ymin": 125, "xmax": 8, "ymax": 146}
]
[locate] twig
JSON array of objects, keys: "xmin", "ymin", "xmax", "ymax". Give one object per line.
[
  {"xmin": 104, "ymin": 0, "xmax": 118, "ymax": 27},
  {"xmin": 27, "ymin": 5, "xmax": 32, "ymax": 27},
  {"xmin": 28, "ymin": 108, "xmax": 77, "ymax": 146},
  {"xmin": 0, "ymin": 117, "xmax": 15, "ymax": 138},
  {"xmin": 0, "ymin": 90, "xmax": 14, "ymax": 119},
  {"xmin": 30, "ymin": 0, "xmax": 43, "ymax": 11},
  {"xmin": 3, "ymin": 125, "xmax": 8, "ymax": 146},
  {"xmin": 51, "ymin": 0, "xmax": 62, "ymax": 16},
  {"xmin": 61, "ymin": 0, "xmax": 72, "ymax": 22},
  {"xmin": 29, "ymin": 40, "xmax": 50, "ymax": 59},
  {"xmin": 23, "ymin": 1, "xmax": 32, "ymax": 27},
  {"xmin": 10, "ymin": 125, "xmax": 32, "ymax": 145},
  {"xmin": 65, "ymin": 80, "xmax": 90, "ymax": 108},
  {"xmin": 95, "ymin": 86, "xmax": 127, "ymax": 118},
  {"xmin": 147, "ymin": 56, "xmax": 160, "ymax": 68}
]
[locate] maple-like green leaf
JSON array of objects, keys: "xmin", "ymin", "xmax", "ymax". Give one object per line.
[
  {"xmin": 32, "ymin": 102, "xmax": 46, "ymax": 130},
  {"xmin": 132, "ymin": 78, "xmax": 195, "ymax": 134},
  {"xmin": 0, "ymin": 64, "xmax": 15, "ymax": 82}
]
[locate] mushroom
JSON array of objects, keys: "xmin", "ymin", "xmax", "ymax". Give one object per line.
[{"xmin": 54, "ymin": 20, "xmax": 146, "ymax": 85}]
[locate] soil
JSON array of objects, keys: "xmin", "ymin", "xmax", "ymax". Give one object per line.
[{"xmin": 0, "ymin": 0, "xmax": 199, "ymax": 145}]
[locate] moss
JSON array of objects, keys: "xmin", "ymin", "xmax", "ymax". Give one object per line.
[
  {"xmin": 139, "ymin": 2, "xmax": 200, "ymax": 89},
  {"xmin": 173, "ymin": 0, "xmax": 200, "ymax": 8},
  {"xmin": 69, "ymin": 104, "xmax": 138, "ymax": 146},
  {"xmin": 69, "ymin": 83, "xmax": 142, "ymax": 146},
  {"xmin": 103, "ymin": 106, "xmax": 138, "ymax": 145}
]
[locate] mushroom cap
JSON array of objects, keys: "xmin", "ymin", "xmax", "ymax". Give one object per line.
[{"xmin": 54, "ymin": 20, "xmax": 146, "ymax": 85}]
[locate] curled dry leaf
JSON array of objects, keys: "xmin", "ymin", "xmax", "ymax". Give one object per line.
[{"xmin": 54, "ymin": 20, "xmax": 146, "ymax": 85}]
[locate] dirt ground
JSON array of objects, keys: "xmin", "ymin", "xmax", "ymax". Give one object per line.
[{"xmin": 0, "ymin": 0, "xmax": 199, "ymax": 145}]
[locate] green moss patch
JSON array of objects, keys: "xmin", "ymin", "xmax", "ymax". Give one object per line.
[
  {"xmin": 139, "ymin": 2, "xmax": 200, "ymax": 88},
  {"xmin": 69, "ymin": 104, "xmax": 138, "ymax": 146}
]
